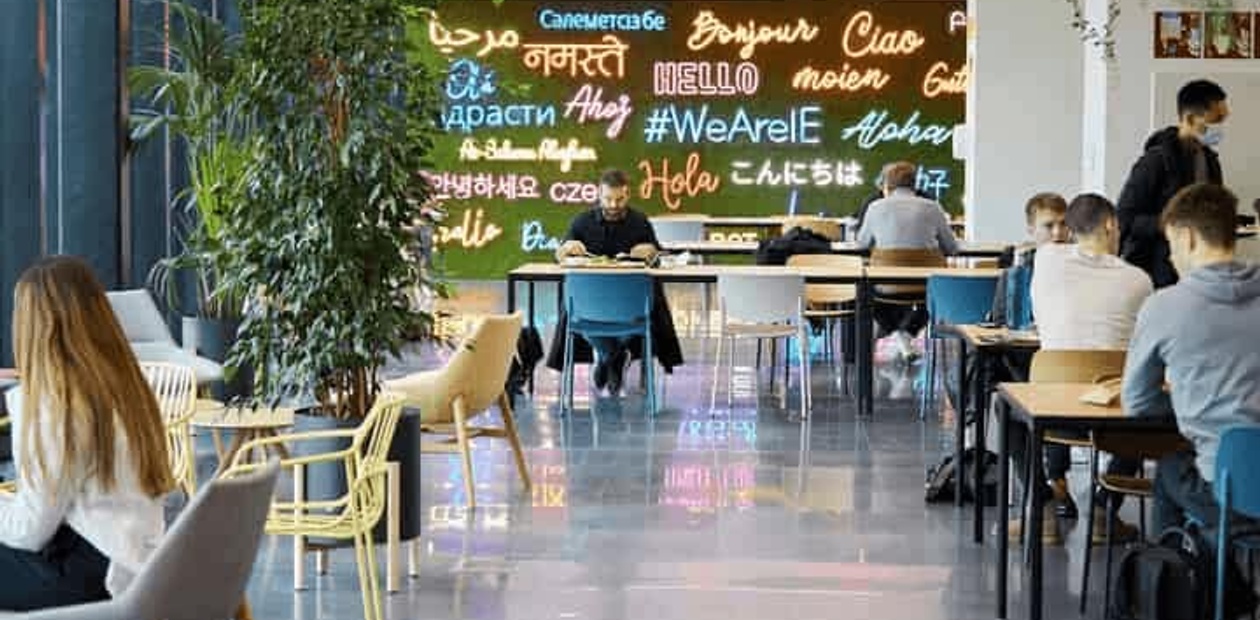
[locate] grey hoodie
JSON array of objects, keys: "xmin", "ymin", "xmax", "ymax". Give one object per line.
[{"xmin": 1123, "ymin": 261, "xmax": 1260, "ymax": 482}]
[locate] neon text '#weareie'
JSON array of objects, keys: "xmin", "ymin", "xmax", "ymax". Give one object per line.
[
  {"xmin": 791, "ymin": 64, "xmax": 890, "ymax": 93},
  {"xmin": 921, "ymin": 61, "xmax": 967, "ymax": 98},
  {"xmin": 521, "ymin": 220, "xmax": 562, "ymax": 253},
  {"xmin": 563, "ymin": 84, "xmax": 633, "ymax": 139},
  {"xmin": 730, "ymin": 159, "xmax": 864, "ymax": 188},
  {"xmin": 637, "ymin": 152, "xmax": 722, "ymax": 212},
  {"xmin": 641, "ymin": 105, "xmax": 822, "ymax": 145},
  {"xmin": 437, "ymin": 208, "xmax": 503, "ymax": 250},
  {"xmin": 686, "ymin": 11, "xmax": 819, "ymax": 60},
  {"xmin": 521, "ymin": 36, "xmax": 628, "ymax": 79},
  {"xmin": 444, "ymin": 58, "xmax": 498, "ymax": 102},
  {"xmin": 424, "ymin": 11, "xmax": 520, "ymax": 58},
  {"xmin": 424, "ymin": 171, "xmax": 540, "ymax": 202},
  {"xmin": 840, "ymin": 110, "xmax": 952, "ymax": 150},
  {"xmin": 538, "ymin": 8, "xmax": 667, "ymax": 32},
  {"xmin": 653, "ymin": 61, "xmax": 760, "ymax": 97},
  {"xmin": 442, "ymin": 104, "xmax": 556, "ymax": 133},
  {"xmin": 458, "ymin": 137, "xmax": 597, "ymax": 173}
]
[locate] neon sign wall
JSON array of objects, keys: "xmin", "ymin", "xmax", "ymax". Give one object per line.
[{"xmin": 420, "ymin": 2, "xmax": 966, "ymax": 279}]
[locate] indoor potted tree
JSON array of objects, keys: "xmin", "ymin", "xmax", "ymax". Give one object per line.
[
  {"xmin": 129, "ymin": 2, "xmax": 253, "ymax": 399},
  {"xmin": 209, "ymin": 0, "xmax": 446, "ymax": 541}
]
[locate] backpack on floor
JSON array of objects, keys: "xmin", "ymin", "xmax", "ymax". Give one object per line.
[
  {"xmin": 1109, "ymin": 526, "xmax": 1256, "ymax": 620},
  {"xmin": 924, "ymin": 447, "xmax": 998, "ymax": 506}
]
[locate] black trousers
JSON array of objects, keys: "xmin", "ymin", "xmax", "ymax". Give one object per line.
[{"xmin": 0, "ymin": 525, "xmax": 110, "ymax": 611}]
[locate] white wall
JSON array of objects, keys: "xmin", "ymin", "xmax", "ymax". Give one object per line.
[
  {"xmin": 1092, "ymin": 0, "xmax": 1260, "ymax": 209},
  {"xmin": 965, "ymin": 0, "xmax": 1084, "ymax": 242}
]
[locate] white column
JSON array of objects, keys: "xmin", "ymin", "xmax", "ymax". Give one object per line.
[{"xmin": 964, "ymin": 0, "xmax": 1085, "ymax": 242}]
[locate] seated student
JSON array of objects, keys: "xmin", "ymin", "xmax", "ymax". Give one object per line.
[
  {"xmin": 548, "ymin": 168, "xmax": 683, "ymax": 396},
  {"xmin": 853, "ymin": 163, "xmax": 934, "ymax": 233},
  {"xmin": 0, "ymin": 256, "xmax": 175, "ymax": 611},
  {"xmin": 1008, "ymin": 194, "xmax": 1153, "ymax": 543},
  {"xmin": 1124, "ymin": 183, "xmax": 1260, "ymax": 541},
  {"xmin": 988, "ymin": 192, "xmax": 1069, "ymax": 325},
  {"xmin": 857, "ymin": 161, "xmax": 959, "ymax": 361}
]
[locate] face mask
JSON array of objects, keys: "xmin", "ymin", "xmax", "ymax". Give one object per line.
[{"xmin": 1200, "ymin": 123, "xmax": 1225, "ymax": 147}]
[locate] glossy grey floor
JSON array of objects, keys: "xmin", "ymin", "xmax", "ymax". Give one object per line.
[{"xmin": 232, "ymin": 284, "xmax": 1118, "ymax": 620}]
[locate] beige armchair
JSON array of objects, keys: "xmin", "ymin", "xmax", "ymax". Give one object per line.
[{"xmin": 385, "ymin": 312, "xmax": 531, "ymax": 509}]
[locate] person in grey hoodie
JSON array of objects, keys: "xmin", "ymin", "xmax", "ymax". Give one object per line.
[{"xmin": 1123, "ymin": 183, "xmax": 1260, "ymax": 535}]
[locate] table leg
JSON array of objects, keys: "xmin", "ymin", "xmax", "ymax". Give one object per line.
[
  {"xmin": 855, "ymin": 279, "xmax": 873, "ymax": 418},
  {"xmin": 955, "ymin": 341, "xmax": 971, "ymax": 508},
  {"xmin": 973, "ymin": 352, "xmax": 989, "ymax": 545},
  {"xmin": 212, "ymin": 429, "xmax": 227, "ymax": 463},
  {"xmin": 1028, "ymin": 424, "xmax": 1045, "ymax": 620},
  {"xmin": 527, "ymin": 280, "xmax": 537, "ymax": 396},
  {"xmin": 217, "ymin": 430, "xmax": 250, "ymax": 475},
  {"xmin": 507, "ymin": 274, "xmax": 517, "ymax": 313},
  {"xmin": 997, "ymin": 396, "xmax": 1010, "ymax": 619}
]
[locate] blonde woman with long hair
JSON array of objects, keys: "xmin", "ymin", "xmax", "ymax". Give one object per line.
[{"xmin": 0, "ymin": 256, "xmax": 175, "ymax": 610}]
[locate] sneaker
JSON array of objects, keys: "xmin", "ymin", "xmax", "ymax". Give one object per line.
[
  {"xmin": 592, "ymin": 355, "xmax": 610, "ymax": 391},
  {"xmin": 1091, "ymin": 512, "xmax": 1140, "ymax": 544},
  {"xmin": 1006, "ymin": 506, "xmax": 1062, "ymax": 546}
]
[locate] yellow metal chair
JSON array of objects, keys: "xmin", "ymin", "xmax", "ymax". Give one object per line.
[
  {"xmin": 786, "ymin": 254, "xmax": 861, "ymax": 368},
  {"xmin": 140, "ymin": 361, "xmax": 199, "ymax": 496},
  {"xmin": 220, "ymin": 392, "xmax": 405, "ymax": 620},
  {"xmin": 384, "ymin": 312, "xmax": 531, "ymax": 510}
]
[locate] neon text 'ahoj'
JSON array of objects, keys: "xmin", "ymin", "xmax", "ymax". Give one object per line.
[
  {"xmin": 641, "ymin": 105, "xmax": 822, "ymax": 145},
  {"xmin": 538, "ymin": 8, "xmax": 667, "ymax": 32},
  {"xmin": 686, "ymin": 11, "xmax": 819, "ymax": 60},
  {"xmin": 654, "ymin": 61, "xmax": 760, "ymax": 97},
  {"xmin": 839, "ymin": 110, "xmax": 953, "ymax": 150},
  {"xmin": 637, "ymin": 152, "xmax": 722, "ymax": 212},
  {"xmin": 563, "ymin": 84, "xmax": 633, "ymax": 139},
  {"xmin": 730, "ymin": 159, "xmax": 864, "ymax": 188}
]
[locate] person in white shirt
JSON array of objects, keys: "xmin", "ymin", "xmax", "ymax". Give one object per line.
[
  {"xmin": 1010, "ymin": 194, "xmax": 1153, "ymax": 545},
  {"xmin": 0, "ymin": 256, "xmax": 175, "ymax": 610},
  {"xmin": 1032, "ymin": 195, "xmax": 1155, "ymax": 350}
]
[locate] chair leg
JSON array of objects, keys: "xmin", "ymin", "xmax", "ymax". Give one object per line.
[
  {"xmin": 409, "ymin": 538, "xmax": 422, "ymax": 577},
  {"xmin": 498, "ymin": 393, "xmax": 532, "ymax": 489},
  {"xmin": 1103, "ymin": 494, "xmax": 1118, "ymax": 618},
  {"xmin": 293, "ymin": 464, "xmax": 307, "ymax": 591},
  {"xmin": 799, "ymin": 331, "xmax": 810, "ymax": 419},
  {"xmin": 710, "ymin": 328, "xmax": 724, "ymax": 414},
  {"xmin": 1080, "ymin": 449, "xmax": 1100, "ymax": 615},
  {"xmin": 387, "ymin": 461, "xmax": 402, "ymax": 593},
  {"xmin": 233, "ymin": 600, "xmax": 253, "ymax": 620},
  {"xmin": 644, "ymin": 335, "xmax": 657, "ymax": 415},
  {"xmin": 562, "ymin": 333, "xmax": 575, "ymax": 414},
  {"xmin": 453, "ymin": 399, "xmax": 477, "ymax": 509},
  {"xmin": 779, "ymin": 338, "xmax": 788, "ymax": 411},
  {"xmin": 726, "ymin": 336, "xmax": 735, "ymax": 410},
  {"xmin": 359, "ymin": 523, "xmax": 384, "ymax": 620}
]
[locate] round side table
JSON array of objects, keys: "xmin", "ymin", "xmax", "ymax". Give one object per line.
[{"xmin": 192, "ymin": 399, "xmax": 295, "ymax": 473}]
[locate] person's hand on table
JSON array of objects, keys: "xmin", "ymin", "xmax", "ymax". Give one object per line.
[
  {"xmin": 556, "ymin": 240, "xmax": 587, "ymax": 261},
  {"xmin": 628, "ymin": 243, "xmax": 659, "ymax": 263}
]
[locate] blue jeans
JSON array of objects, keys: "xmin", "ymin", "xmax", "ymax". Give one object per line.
[
  {"xmin": 0, "ymin": 525, "xmax": 109, "ymax": 610},
  {"xmin": 1154, "ymin": 450, "xmax": 1260, "ymax": 536}
]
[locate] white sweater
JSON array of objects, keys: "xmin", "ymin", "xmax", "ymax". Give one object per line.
[
  {"xmin": 1031, "ymin": 244, "xmax": 1154, "ymax": 350},
  {"xmin": 0, "ymin": 388, "xmax": 165, "ymax": 595}
]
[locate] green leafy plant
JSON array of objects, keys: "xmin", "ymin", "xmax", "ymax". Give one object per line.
[
  {"xmin": 129, "ymin": 1, "xmax": 250, "ymax": 319},
  {"xmin": 1066, "ymin": 0, "xmax": 1237, "ymax": 62},
  {"xmin": 218, "ymin": 0, "xmax": 446, "ymax": 419}
]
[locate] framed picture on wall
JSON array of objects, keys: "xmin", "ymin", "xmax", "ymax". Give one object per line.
[
  {"xmin": 1154, "ymin": 11, "xmax": 1205, "ymax": 58},
  {"xmin": 1204, "ymin": 12, "xmax": 1252, "ymax": 58}
]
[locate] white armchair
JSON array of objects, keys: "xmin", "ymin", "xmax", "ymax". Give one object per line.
[{"xmin": 106, "ymin": 289, "xmax": 224, "ymax": 385}]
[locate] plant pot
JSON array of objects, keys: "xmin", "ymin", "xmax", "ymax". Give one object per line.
[
  {"xmin": 291, "ymin": 406, "xmax": 424, "ymax": 546},
  {"xmin": 195, "ymin": 317, "xmax": 253, "ymax": 401}
]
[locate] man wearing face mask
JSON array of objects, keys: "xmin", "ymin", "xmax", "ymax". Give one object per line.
[
  {"xmin": 549, "ymin": 169, "xmax": 683, "ymax": 397},
  {"xmin": 1117, "ymin": 79, "xmax": 1229, "ymax": 288}
]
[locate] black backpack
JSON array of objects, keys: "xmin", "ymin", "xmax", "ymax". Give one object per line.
[
  {"xmin": 754, "ymin": 227, "xmax": 833, "ymax": 266},
  {"xmin": 1109, "ymin": 526, "xmax": 1256, "ymax": 620},
  {"xmin": 924, "ymin": 447, "xmax": 998, "ymax": 506}
]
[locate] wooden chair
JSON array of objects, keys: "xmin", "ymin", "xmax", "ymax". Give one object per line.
[
  {"xmin": 140, "ymin": 361, "xmax": 199, "ymax": 497},
  {"xmin": 786, "ymin": 254, "xmax": 860, "ymax": 374},
  {"xmin": 1086, "ymin": 429, "xmax": 1191, "ymax": 615},
  {"xmin": 220, "ymin": 393, "xmax": 406, "ymax": 620},
  {"xmin": 868, "ymin": 247, "xmax": 946, "ymax": 299},
  {"xmin": 385, "ymin": 312, "xmax": 531, "ymax": 510}
]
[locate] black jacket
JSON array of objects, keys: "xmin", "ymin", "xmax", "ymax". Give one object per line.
[{"xmin": 1116, "ymin": 127, "xmax": 1223, "ymax": 288}]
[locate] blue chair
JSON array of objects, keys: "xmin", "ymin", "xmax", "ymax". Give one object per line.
[
  {"xmin": 921, "ymin": 274, "xmax": 998, "ymax": 419},
  {"xmin": 561, "ymin": 273, "xmax": 658, "ymax": 415},
  {"xmin": 1213, "ymin": 425, "xmax": 1260, "ymax": 620}
]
